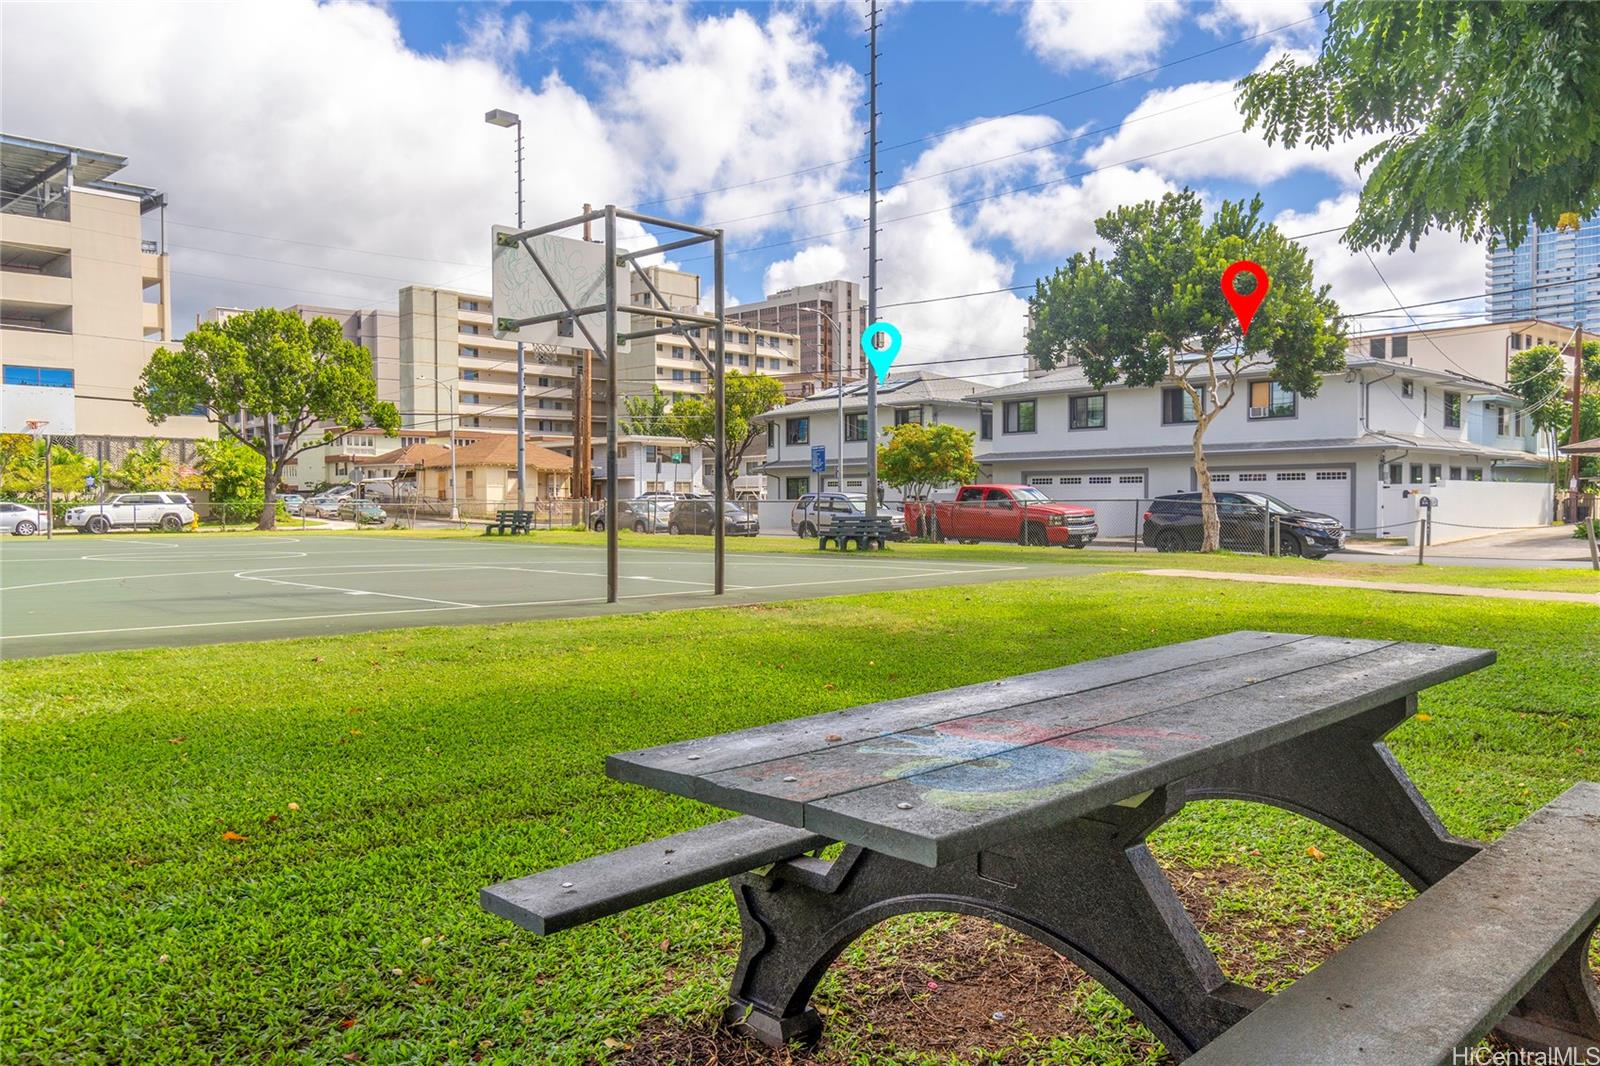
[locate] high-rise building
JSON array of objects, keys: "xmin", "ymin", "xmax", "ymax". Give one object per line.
[
  {"xmin": 725, "ymin": 279, "xmax": 863, "ymax": 382},
  {"xmin": 1486, "ymin": 215, "xmax": 1600, "ymax": 327},
  {"xmin": 1, "ymin": 133, "xmax": 211, "ymax": 458},
  {"xmin": 399, "ymin": 284, "xmax": 605, "ymax": 441},
  {"xmin": 622, "ymin": 266, "xmax": 806, "ymax": 403}
]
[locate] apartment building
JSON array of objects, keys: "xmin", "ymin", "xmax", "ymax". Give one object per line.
[
  {"xmin": 725, "ymin": 279, "xmax": 864, "ymax": 382},
  {"xmin": 1, "ymin": 134, "xmax": 210, "ymax": 458},
  {"xmin": 622, "ymin": 266, "xmax": 806, "ymax": 403},
  {"xmin": 1349, "ymin": 318, "xmax": 1576, "ymax": 386},
  {"xmin": 1487, "ymin": 214, "xmax": 1599, "ymax": 327},
  {"xmin": 970, "ymin": 358, "xmax": 1548, "ymax": 543},
  {"xmin": 753, "ymin": 370, "xmax": 987, "ymax": 501},
  {"xmin": 399, "ymin": 284, "xmax": 607, "ymax": 440}
]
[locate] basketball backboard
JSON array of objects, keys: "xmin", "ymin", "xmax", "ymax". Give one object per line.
[
  {"xmin": 1, "ymin": 384, "xmax": 77, "ymax": 435},
  {"xmin": 491, "ymin": 225, "xmax": 629, "ymax": 353}
]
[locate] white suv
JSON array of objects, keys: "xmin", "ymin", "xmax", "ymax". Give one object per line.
[{"xmin": 65, "ymin": 493, "xmax": 198, "ymax": 534}]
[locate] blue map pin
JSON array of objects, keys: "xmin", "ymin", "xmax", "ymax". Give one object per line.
[{"xmin": 860, "ymin": 322, "xmax": 903, "ymax": 383}]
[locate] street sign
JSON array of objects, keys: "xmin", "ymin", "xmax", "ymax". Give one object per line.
[{"xmin": 810, "ymin": 445, "xmax": 826, "ymax": 474}]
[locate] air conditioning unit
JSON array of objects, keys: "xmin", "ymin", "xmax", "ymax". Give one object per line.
[{"xmin": 1248, "ymin": 405, "xmax": 1271, "ymax": 418}]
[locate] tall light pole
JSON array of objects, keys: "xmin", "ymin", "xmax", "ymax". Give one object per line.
[
  {"xmin": 420, "ymin": 374, "xmax": 459, "ymax": 523},
  {"xmin": 485, "ymin": 108, "xmax": 527, "ymax": 510},
  {"xmin": 813, "ymin": 306, "xmax": 847, "ymax": 492}
]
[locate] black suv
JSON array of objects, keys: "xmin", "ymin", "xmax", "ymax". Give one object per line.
[{"xmin": 1142, "ymin": 491, "xmax": 1346, "ymax": 559}]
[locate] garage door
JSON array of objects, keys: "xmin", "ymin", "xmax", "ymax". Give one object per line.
[
  {"xmin": 1213, "ymin": 468, "xmax": 1353, "ymax": 528},
  {"xmin": 1023, "ymin": 471, "xmax": 1147, "ymax": 537}
]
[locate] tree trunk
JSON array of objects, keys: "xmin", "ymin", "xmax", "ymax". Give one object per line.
[
  {"xmin": 1192, "ymin": 425, "xmax": 1220, "ymax": 552},
  {"xmin": 258, "ymin": 459, "xmax": 279, "ymax": 531}
]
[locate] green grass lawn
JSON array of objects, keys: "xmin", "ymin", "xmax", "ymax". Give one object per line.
[{"xmin": 3, "ymin": 574, "xmax": 1597, "ymax": 1064}]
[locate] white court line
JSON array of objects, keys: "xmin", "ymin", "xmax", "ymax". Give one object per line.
[
  {"xmin": 234, "ymin": 570, "xmax": 481, "ymax": 608},
  {"xmin": 0, "ymin": 564, "xmax": 1030, "ymax": 642}
]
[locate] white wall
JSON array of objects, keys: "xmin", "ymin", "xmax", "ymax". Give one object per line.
[{"xmin": 1382, "ymin": 480, "xmax": 1553, "ymax": 545}]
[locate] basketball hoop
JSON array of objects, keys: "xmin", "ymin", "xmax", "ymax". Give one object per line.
[{"xmin": 24, "ymin": 419, "xmax": 49, "ymax": 434}]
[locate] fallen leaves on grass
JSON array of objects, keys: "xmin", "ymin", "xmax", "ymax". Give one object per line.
[
  {"xmin": 220, "ymin": 831, "xmax": 247, "ymax": 843},
  {"xmin": 1306, "ymin": 845, "xmax": 1327, "ymax": 861}
]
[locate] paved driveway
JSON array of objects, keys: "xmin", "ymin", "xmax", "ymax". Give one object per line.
[{"xmin": 1337, "ymin": 525, "xmax": 1597, "ymax": 568}]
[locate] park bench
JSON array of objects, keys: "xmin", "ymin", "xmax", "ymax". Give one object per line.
[
  {"xmin": 481, "ymin": 631, "xmax": 1600, "ymax": 1059},
  {"xmin": 818, "ymin": 513, "xmax": 896, "ymax": 551},
  {"xmin": 485, "ymin": 509, "xmax": 534, "ymax": 535}
]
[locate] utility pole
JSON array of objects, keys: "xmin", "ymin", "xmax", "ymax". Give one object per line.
[
  {"xmin": 1571, "ymin": 322, "xmax": 1586, "ymax": 523},
  {"xmin": 484, "ymin": 108, "xmax": 527, "ymax": 510},
  {"xmin": 865, "ymin": 0, "xmax": 881, "ymax": 521}
]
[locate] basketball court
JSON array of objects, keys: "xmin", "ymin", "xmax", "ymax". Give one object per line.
[{"xmin": 0, "ymin": 534, "xmax": 1098, "ymax": 658}]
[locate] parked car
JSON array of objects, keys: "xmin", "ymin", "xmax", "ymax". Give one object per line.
[
  {"xmin": 64, "ymin": 492, "xmax": 198, "ymax": 534},
  {"xmin": 0, "ymin": 501, "xmax": 43, "ymax": 536},
  {"xmin": 336, "ymin": 492, "xmax": 388, "ymax": 521},
  {"xmin": 337, "ymin": 498, "xmax": 388, "ymax": 525},
  {"xmin": 1141, "ymin": 491, "xmax": 1345, "ymax": 559},
  {"xmin": 907, "ymin": 485, "xmax": 1097, "ymax": 548},
  {"xmin": 279, "ymin": 493, "xmax": 305, "ymax": 515},
  {"xmin": 591, "ymin": 498, "xmax": 673, "ymax": 533},
  {"xmin": 303, "ymin": 495, "xmax": 343, "ymax": 518},
  {"xmin": 668, "ymin": 499, "xmax": 759, "ymax": 536},
  {"xmin": 790, "ymin": 492, "xmax": 907, "ymax": 540}
]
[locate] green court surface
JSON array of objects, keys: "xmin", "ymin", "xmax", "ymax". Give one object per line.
[{"xmin": 0, "ymin": 533, "xmax": 1101, "ymax": 658}]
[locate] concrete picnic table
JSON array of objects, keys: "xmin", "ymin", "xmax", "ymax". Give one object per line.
[{"xmin": 486, "ymin": 631, "xmax": 1600, "ymax": 1059}]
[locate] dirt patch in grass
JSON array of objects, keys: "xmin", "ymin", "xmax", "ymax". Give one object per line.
[{"xmin": 603, "ymin": 857, "xmax": 1396, "ymax": 1065}]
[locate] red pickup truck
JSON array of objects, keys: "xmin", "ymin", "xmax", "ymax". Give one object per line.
[{"xmin": 906, "ymin": 484, "xmax": 1098, "ymax": 548}]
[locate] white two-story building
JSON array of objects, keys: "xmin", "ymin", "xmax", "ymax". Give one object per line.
[
  {"xmin": 971, "ymin": 358, "xmax": 1549, "ymax": 542},
  {"xmin": 753, "ymin": 371, "xmax": 987, "ymax": 502}
]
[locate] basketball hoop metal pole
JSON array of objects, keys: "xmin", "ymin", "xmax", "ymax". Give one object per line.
[
  {"xmin": 713, "ymin": 229, "xmax": 726, "ymax": 596},
  {"xmin": 604, "ymin": 205, "xmax": 619, "ymax": 604},
  {"xmin": 44, "ymin": 434, "xmax": 52, "ymax": 540}
]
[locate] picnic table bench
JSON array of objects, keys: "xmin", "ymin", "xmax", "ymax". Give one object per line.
[
  {"xmin": 818, "ymin": 513, "xmax": 896, "ymax": 551},
  {"xmin": 485, "ymin": 509, "xmax": 533, "ymax": 535},
  {"xmin": 482, "ymin": 631, "xmax": 1600, "ymax": 1060}
]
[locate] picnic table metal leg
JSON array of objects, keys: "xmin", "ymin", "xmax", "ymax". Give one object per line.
[
  {"xmin": 1178, "ymin": 695, "xmax": 1600, "ymax": 1052},
  {"xmin": 1497, "ymin": 920, "xmax": 1600, "ymax": 1052},
  {"xmin": 722, "ymin": 788, "xmax": 1261, "ymax": 1056},
  {"xmin": 1177, "ymin": 696, "xmax": 1481, "ymax": 890}
]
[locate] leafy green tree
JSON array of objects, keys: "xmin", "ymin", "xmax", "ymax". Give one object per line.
[
  {"xmin": 1238, "ymin": 2, "xmax": 1600, "ymax": 251},
  {"xmin": 0, "ymin": 435, "xmax": 94, "ymax": 497},
  {"xmin": 108, "ymin": 439, "xmax": 175, "ymax": 491},
  {"xmin": 622, "ymin": 386, "xmax": 674, "ymax": 436},
  {"xmin": 1508, "ymin": 340, "xmax": 1600, "ymax": 481},
  {"xmin": 877, "ymin": 422, "xmax": 980, "ymax": 539},
  {"xmin": 669, "ymin": 371, "xmax": 786, "ymax": 486},
  {"xmin": 195, "ymin": 437, "xmax": 268, "ymax": 523},
  {"xmin": 1027, "ymin": 191, "xmax": 1346, "ymax": 551},
  {"xmin": 136, "ymin": 308, "xmax": 400, "ymax": 529}
]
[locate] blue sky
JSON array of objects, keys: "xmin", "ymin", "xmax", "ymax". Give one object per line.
[{"xmin": 1, "ymin": 1, "xmax": 1489, "ymax": 379}]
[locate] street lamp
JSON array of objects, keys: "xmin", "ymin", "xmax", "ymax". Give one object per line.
[
  {"xmin": 813, "ymin": 307, "xmax": 849, "ymax": 494},
  {"xmin": 420, "ymin": 374, "xmax": 460, "ymax": 523},
  {"xmin": 485, "ymin": 107, "xmax": 527, "ymax": 511}
]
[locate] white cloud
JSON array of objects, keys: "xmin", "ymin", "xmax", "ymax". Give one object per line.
[
  {"xmin": 1080, "ymin": 61, "xmax": 1380, "ymax": 188},
  {"xmin": 449, "ymin": 7, "xmax": 534, "ymax": 71},
  {"xmin": 764, "ymin": 244, "xmax": 849, "ymax": 295},
  {"xmin": 1198, "ymin": 0, "xmax": 1323, "ymax": 41},
  {"xmin": 1274, "ymin": 194, "xmax": 1487, "ymax": 331},
  {"xmin": 1022, "ymin": 0, "xmax": 1185, "ymax": 76},
  {"xmin": 974, "ymin": 164, "xmax": 1179, "ymax": 257},
  {"xmin": 571, "ymin": 5, "xmax": 862, "ymax": 242},
  {"xmin": 0, "ymin": 1, "xmax": 634, "ymax": 325}
]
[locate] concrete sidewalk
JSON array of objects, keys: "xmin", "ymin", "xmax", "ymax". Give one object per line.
[{"xmin": 1132, "ymin": 568, "xmax": 1599, "ymax": 605}]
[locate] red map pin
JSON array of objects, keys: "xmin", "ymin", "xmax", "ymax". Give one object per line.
[{"xmin": 1221, "ymin": 260, "xmax": 1270, "ymax": 335}]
